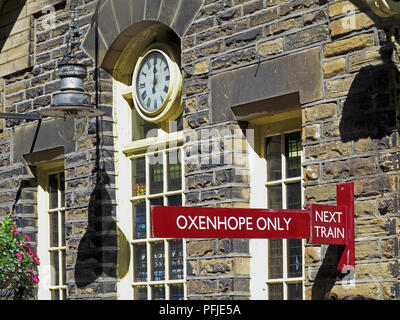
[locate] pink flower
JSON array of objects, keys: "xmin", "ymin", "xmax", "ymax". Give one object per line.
[
  {"xmin": 11, "ymin": 226, "xmax": 19, "ymax": 234},
  {"xmin": 31, "ymin": 275, "xmax": 39, "ymax": 283},
  {"xmin": 15, "ymin": 252, "xmax": 24, "ymax": 262},
  {"xmin": 27, "ymin": 270, "xmax": 39, "ymax": 283},
  {"xmin": 33, "ymin": 257, "xmax": 40, "ymax": 265},
  {"xmin": 25, "ymin": 234, "xmax": 31, "ymax": 242}
]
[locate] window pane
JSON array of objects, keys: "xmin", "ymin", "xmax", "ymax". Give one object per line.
[
  {"xmin": 134, "ymin": 286, "xmax": 148, "ymax": 300},
  {"xmin": 268, "ymin": 283, "xmax": 283, "ymax": 300},
  {"xmin": 60, "ymin": 173, "xmax": 65, "ymax": 208},
  {"xmin": 152, "ymin": 285, "xmax": 165, "ymax": 300},
  {"xmin": 132, "ymin": 158, "xmax": 146, "ymax": 197},
  {"xmin": 266, "ymin": 135, "xmax": 281, "ymax": 181},
  {"xmin": 170, "ymin": 284, "xmax": 184, "ymax": 300},
  {"xmin": 287, "ymin": 182, "xmax": 301, "ymax": 209},
  {"xmin": 134, "ymin": 243, "xmax": 147, "ymax": 282},
  {"xmin": 50, "ymin": 213, "xmax": 58, "ymax": 247},
  {"xmin": 285, "ymin": 132, "xmax": 301, "ymax": 178},
  {"xmin": 168, "ymin": 195, "xmax": 182, "ymax": 207},
  {"xmin": 61, "ymin": 250, "xmax": 66, "ymax": 285},
  {"xmin": 49, "ymin": 174, "xmax": 58, "ymax": 209},
  {"xmin": 150, "ymin": 197, "xmax": 163, "ymax": 207},
  {"xmin": 51, "ymin": 289, "xmax": 60, "ymax": 300},
  {"xmin": 50, "ymin": 251, "xmax": 59, "ymax": 286},
  {"xmin": 132, "ymin": 107, "xmax": 158, "ymax": 141},
  {"xmin": 61, "ymin": 289, "xmax": 67, "ymax": 300},
  {"xmin": 268, "ymin": 239, "xmax": 283, "ymax": 279},
  {"xmin": 288, "ymin": 282, "xmax": 303, "ymax": 300},
  {"xmin": 61, "ymin": 212, "xmax": 65, "ymax": 246},
  {"xmin": 167, "ymin": 151, "xmax": 181, "ymax": 191},
  {"xmin": 169, "ymin": 240, "xmax": 184, "ymax": 280},
  {"xmin": 268, "ymin": 185, "xmax": 282, "ymax": 209},
  {"xmin": 150, "ymin": 155, "xmax": 163, "ymax": 194},
  {"xmin": 133, "ymin": 200, "xmax": 146, "ymax": 239},
  {"xmin": 151, "ymin": 242, "xmax": 165, "ymax": 281},
  {"xmin": 287, "ymin": 239, "xmax": 302, "ymax": 278}
]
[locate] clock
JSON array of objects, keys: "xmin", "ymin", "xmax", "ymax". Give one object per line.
[{"xmin": 132, "ymin": 43, "xmax": 182, "ymax": 123}]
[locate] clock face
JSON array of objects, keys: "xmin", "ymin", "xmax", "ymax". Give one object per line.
[{"xmin": 135, "ymin": 50, "xmax": 171, "ymax": 114}]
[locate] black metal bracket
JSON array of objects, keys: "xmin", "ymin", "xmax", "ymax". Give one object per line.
[{"xmin": 0, "ymin": 113, "xmax": 42, "ymax": 120}]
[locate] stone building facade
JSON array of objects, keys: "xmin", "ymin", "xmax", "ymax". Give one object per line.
[{"xmin": 0, "ymin": 0, "xmax": 399, "ymax": 300}]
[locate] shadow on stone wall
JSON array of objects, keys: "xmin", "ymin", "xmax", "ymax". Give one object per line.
[
  {"xmin": 339, "ymin": 45, "xmax": 398, "ymax": 142},
  {"xmin": 312, "ymin": 2, "xmax": 399, "ymax": 299},
  {"xmin": 0, "ymin": 1, "xmax": 27, "ymax": 54},
  {"xmin": 74, "ymin": 169, "xmax": 118, "ymax": 292}
]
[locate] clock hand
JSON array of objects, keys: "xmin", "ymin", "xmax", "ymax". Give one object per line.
[{"xmin": 152, "ymin": 60, "xmax": 157, "ymax": 94}]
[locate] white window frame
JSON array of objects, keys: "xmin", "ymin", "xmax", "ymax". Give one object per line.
[
  {"xmin": 37, "ymin": 163, "xmax": 67, "ymax": 300},
  {"xmin": 249, "ymin": 116, "xmax": 305, "ymax": 300},
  {"xmin": 129, "ymin": 146, "xmax": 186, "ymax": 299},
  {"xmin": 114, "ymin": 80, "xmax": 186, "ymax": 300}
]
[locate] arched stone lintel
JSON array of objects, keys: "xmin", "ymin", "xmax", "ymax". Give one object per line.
[{"xmin": 82, "ymin": 0, "xmax": 203, "ymax": 73}]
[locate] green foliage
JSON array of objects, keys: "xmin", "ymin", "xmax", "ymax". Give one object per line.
[{"xmin": 0, "ymin": 216, "xmax": 40, "ymax": 300}]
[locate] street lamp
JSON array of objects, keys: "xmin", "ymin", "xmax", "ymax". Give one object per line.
[{"xmin": 0, "ymin": 0, "xmax": 104, "ymax": 142}]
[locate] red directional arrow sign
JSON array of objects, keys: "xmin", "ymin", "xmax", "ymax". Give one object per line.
[
  {"xmin": 151, "ymin": 206, "xmax": 310, "ymax": 239},
  {"xmin": 151, "ymin": 182, "xmax": 355, "ymax": 271}
]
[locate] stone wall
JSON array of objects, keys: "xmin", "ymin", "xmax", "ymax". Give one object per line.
[
  {"xmin": 0, "ymin": 0, "xmax": 117, "ymax": 299},
  {"xmin": 181, "ymin": 0, "xmax": 399, "ymax": 300},
  {"xmin": 303, "ymin": 1, "xmax": 400, "ymax": 300},
  {"xmin": 0, "ymin": 0, "xmax": 398, "ymax": 300}
]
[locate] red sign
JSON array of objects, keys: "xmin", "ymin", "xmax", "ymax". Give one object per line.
[
  {"xmin": 151, "ymin": 182, "xmax": 355, "ymax": 271},
  {"xmin": 151, "ymin": 206, "xmax": 309, "ymax": 239},
  {"xmin": 309, "ymin": 204, "xmax": 347, "ymax": 245}
]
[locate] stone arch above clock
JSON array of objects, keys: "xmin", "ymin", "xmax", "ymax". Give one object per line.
[{"xmin": 82, "ymin": 0, "xmax": 203, "ymax": 75}]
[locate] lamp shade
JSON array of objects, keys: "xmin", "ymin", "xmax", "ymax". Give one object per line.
[{"xmin": 38, "ymin": 63, "xmax": 104, "ymax": 118}]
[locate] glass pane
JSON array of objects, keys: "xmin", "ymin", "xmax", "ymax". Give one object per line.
[
  {"xmin": 266, "ymin": 135, "xmax": 281, "ymax": 181},
  {"xmin": 50, "ymin": 213, "xmax": 58, "ymax": 247},
  {"xmin": 288, "ymin": 282, "xmax": 303, "ymax": 300},
  {"xmin": 268, "ymin": 239, "xmax": 283, "ymax": 279},
  {"xmin": 49, "ymin": 174, "xmax": 58, "ymax": 209},
  {"xmin": 169, "ymin": 240, "xmax": 184, "ymax": 280},
  {"xmin": 150, "ymin": 158, "xmax": 163, "ymax": 194},
  {"xmin": 150, "ymin": 198, "xmax": 163, "ymax": 207},
  {"xmin": 134, "ymin": 243, "xmax": 147, "ymax": 282},
  {"xmin": 132, "ymin": 157, "xmax": 146, "ymax": 197},
  {"xmin": 285, "ymin": 132, "xmax": 301, "ymax": 178},
  {"xmin": 61, "ymin": 250, "xmax": 66, "ymax": 285},
  {"xmin": 287, "ymin": 182, "xmax": 301, "ymax": 209},
  {"xmin": 60, "ymin": 173, "xmax": 65, "ymax": 208},
  {"xmin": 132, "ymin": 105, "xmax": 158, "ymax": 141},
  {"xmin": 61, "ymin": 212, "xmax": 65, "ymax": 246},
  {"xmin": 51, "ymin": 289, "xmax": 60, "ymax": 300},
  {"xmin": 167, "ymin": 151, "xmax": 182, "ymax": 191},
  {"xmin": 268, "ymin": 185, "xmax": 282, "ymax": 209},
  {"xmin": 133, "ymin": 200, "xmax": 146, "ymax": 239},
  {"xmin": 268, "ymin": 283, "xmax": 283, "ymax": 300},
  {"xmin": 287, "ymin": 239, "xmax": 302, "ymax": 278},
  {"xmin": 170, "ymin": 284, "xmax": 184, "ymax": 300},
  {"xmin": 168, "ymin": 195, "xmax": 182, "ymax": 207},
  {"xmin": 50, "ymin": 251, "xmax": 59, "ymax": 286},
  {"xmin": 134, "ymin": 286, "xmax": 148, "ymax": 300},
  {"xmin": 61, "ymin": 289, "xmax": 67, "ymax": 300},
  {"xmin": 152, "ymin": 285, "xmax": 165, "ymax": 300},
  {"xmin": 151, "ymin": 242, "xmax": 165, "ymax": 281}
]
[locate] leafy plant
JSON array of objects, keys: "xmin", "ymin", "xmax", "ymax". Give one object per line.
[{"xmin": 0, "ymin": 216, "xmax": 40, "ymax": 300}]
